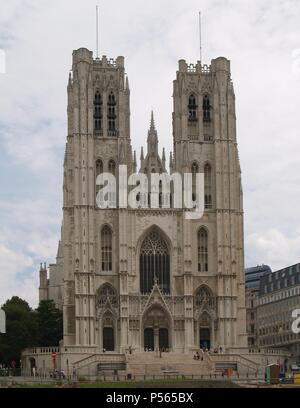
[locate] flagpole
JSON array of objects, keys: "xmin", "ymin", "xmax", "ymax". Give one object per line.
[
  {"xmin": 96, "ymin": 5, "xmax": 99, "ymax": 58},
  {"xmin": 199, "ymin": 11, "xmax": 202, "ymax": 64}
]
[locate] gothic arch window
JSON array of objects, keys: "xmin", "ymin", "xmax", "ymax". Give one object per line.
[
  {"xmin": 203, "ymin": 95, "xmax": 211, "ymax": 122},
  {"xmin": 140, "ymin": 228, "xmax": 170, "ymax": 295},
  {"xmin": 94, "ymin": 91, "xmax": 102, "ymax": 132},
  {"xmin": 195, "ymin": 286, "xmax": 215, "ymax": 309},
  {"xmin": 198, "ymin": 228, "xmax": 208, "ymax": 272},
  {"xmin": 159, "ymin": 180, "xmax": 163, "ymax": 209},
  {"xmin": 192, "ymin": 162, "xmax": 199, "ymax": 174},
  {"xmin": 96, "ymin": 283, "xmax": 118, "ymax": 308},
  {"xmin": 204, "ymin": 163, "xmax": 212, "ymax": 209},
  {"xmin": 192, "ymin": 162, "xmax": 199, "ymax": 202},
  {"xmin": 188, "ymin": 94, "xmax": 198, "ymax": 121},
  {"xmin": 96, "ymin": 159, "xmax": 103, "ymax": 176},
  {"xmin": 101, "ymin": 226, "xmax": 112, "ymax": 272},
  {"xmin": 95, "ymin": 159, "xmax": 103, "ymax": 199},
  {"xmin": 108, "ymin": 91, "xmax": 117, "ymax": 134},
  {"xmin": 108, "ymin": 160, "xmax": 116, "ymax": 175}
]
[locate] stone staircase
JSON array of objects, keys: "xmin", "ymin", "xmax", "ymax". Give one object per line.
[
  {"xmin": 126, "ymin": 352, "xmax": 214, "ymax": 377},
  {"xmin": 74, "ymin": 353, "xmax": 126, "ymax": 377},
  {"xmin": 207, "ymin": 353, "xmax": 262, "ymax": 374},
  {"xmin": 73, "ymin": 351, "xmax": 264, "ymax": 378}
]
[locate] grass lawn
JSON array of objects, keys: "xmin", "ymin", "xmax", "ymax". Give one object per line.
[{"xmin": 1, "ymin": 379, "xmax": 241, "ymax": 389}]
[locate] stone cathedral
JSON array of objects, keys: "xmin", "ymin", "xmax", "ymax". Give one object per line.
[{"xmin": 36, "ymin": 47, "xmax": 249, "ymax": 370}]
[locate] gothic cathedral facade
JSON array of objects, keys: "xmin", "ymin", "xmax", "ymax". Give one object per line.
[{"xmin": 39, "ymin": 47, "xmax": 247, "ymax": 354}]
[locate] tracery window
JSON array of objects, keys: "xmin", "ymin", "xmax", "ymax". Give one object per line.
[
  {"xmin": 191, "ymin": 162, "xmax": 199, "ymax": 202},
  {"xmin": 108, "ymin": 92, "xmax": 117, "ymax": 133},
  {"xmin": 204, "ymin": 163, "xmax": 212, "ymax": 209},
  {"xmin": 108, "ymin": 160, "xmax": 116, "ymax": 175},
  {"xmin": 188, "ymin": 94, "xmax": 198, "ymax": 121},
  {"xmin": 195, "ymin": 286, "xmax": 215, "ymax": 308},
  {"xmin": 94, "ymin": 91, "xmax": 102, "ymax": 132},
  {"xmin": 140, "ymin": 229, "xmax": 170, "ymax": 294},
  {"xmin": 101, "ymin": 226, "xmax": 112, "ymax": 272},
  {"xmin": 198, "ymin": 228, "xmax": 208, "ymax": 272},
  {"xmin": 96, "ymin": 159, "xmax": 103, "ymax": 176},
  {"xmin": 95, "ymin": 159, "xmax": 103, "ymax": 199},
  {"xmin": 203, "ymin": 95, "xmax": 211, "ymax": 122},
  {"xmin": 96, "ymin": 284, "xmax": 118, "ymax": 308}
]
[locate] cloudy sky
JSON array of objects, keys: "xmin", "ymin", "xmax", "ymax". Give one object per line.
[{"xmin": 0, "ymin": 0, "xmax": 300, "ymax": 307}]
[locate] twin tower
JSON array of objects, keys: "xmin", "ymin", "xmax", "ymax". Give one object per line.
[{"xmin": 40, "ymin": 47, "xmax": 247, "ymax": 357}]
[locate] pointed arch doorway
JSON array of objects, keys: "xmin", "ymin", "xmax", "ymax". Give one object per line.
[
  {"xmin": 194, "ymin": 286, "xmax": 216, "ymax": 350},
  {"xmin": 142, "ymin": 305, "xmax": 171, "ymax": 351}
]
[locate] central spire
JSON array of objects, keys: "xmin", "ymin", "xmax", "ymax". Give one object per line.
[
  {"xmin": 147, "ymin": 111, "xmax": 158, "ymax": 156},
  {"xmin": 150, "ymin": 110, "xmax": 156, "ymax": 131},
  {"xmin": 139, "ymin": 111, "xmax": 167, "ymax": 174}
]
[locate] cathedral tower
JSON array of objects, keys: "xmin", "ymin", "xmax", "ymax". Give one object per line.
[
  {"xmin": 172, "ymin": 57, "xmax": 247, "ymax": 347},
  {"xmin": 62, "ymin": 48, "xmax": 133, "ymax": 346}
]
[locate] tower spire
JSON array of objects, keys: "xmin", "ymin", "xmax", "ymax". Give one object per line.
[{"xmin": 150, "ymin": 110, "xmax": 155, "ymax": 131}]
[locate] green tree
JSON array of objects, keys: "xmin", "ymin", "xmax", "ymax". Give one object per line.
[
  {"xmin": 0, "ymin": 298, "xmax": 63, "ymax": 367},
  {"xmin": 0, "ymin": 297, "xmax": 38, "ymax": 367},
  {"xmin": 36, "ymin": 300, "xmax": 63, "ymax": 347}
]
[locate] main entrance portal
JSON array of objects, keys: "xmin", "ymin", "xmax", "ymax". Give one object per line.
[
  {"xmin": 143, "ymin": 327, "xmax": 169, "ymax": 350},
  {"xmin": 143, "ymin": 306, "xmax": 171, "ymax": 351}
]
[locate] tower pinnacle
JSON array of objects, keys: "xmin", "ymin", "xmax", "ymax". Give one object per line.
[{"xmin": 150, "ymin": 110, "xmax": 156, "ymax": 131}]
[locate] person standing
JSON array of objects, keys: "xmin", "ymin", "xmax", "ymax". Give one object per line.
[{"xmin": 72, "ymin": 366, "xmax": 77, "ymax": 381}]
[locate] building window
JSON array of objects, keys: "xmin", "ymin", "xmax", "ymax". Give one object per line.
[
  {"xmin": 96, "ymin": 283, "xmax": 118, "ymax": 308},
  {"xmin": 204, "ymin": 163, "xmax": 212, "ymax": 209},
  {"xmin": 96, "ymin": 159, "xmax": 103, "ymax": 177},
  {"xmin": 95, "ymin": 159, "xmax": 103, "ymax": 198},
  {"xmin": 108, "ymin": 160, "xmax": 116, "ymax": 175},
  {"xmin": 94, "ymin": 91, "xmax": 102, "ymax": 132},
  {"xmin": 108, "ymin": 92, "xmax": 117, "ymax": 134},
  {"xmin": 191, "ymin": 162, "xmax": 199, "ymax": 202},
  {"xmin": 101, "ymin": 226, "xmax": 112, "ymax": 272},
  {"xmin": 188, "ymin": 94, "xmax": 198, "ymax": 121},
  {"xmin": 140, "ymin": 228, "xmax": 170, "ymax": 294},
  {"xmin": 203, "ymin": 95, "xmax": 211, "ymax": 122},
  {"xmin": 194, "ymin": 286, "xmax": 215, "ymax": 308},
  {"xmin": 198, "ymin": 228, "xmax": 208, "ymax": 272}
]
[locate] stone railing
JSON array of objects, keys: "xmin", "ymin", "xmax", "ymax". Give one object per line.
[
  {"xmin": 227, "ymin": 347, "xmax": 291, "ymax": 357},
  {"xmin": 208, "ymin": 353, "xmax": 260, "ymax": 372},
  {"xmin": 61, "ymin": 347, "xmax": 98, "ymax": 355},
  {"xmin": 74, "ymin": 353, "xmax": 125, "ymax": 369},
  {"xmin": 22, "ymin": 347, "xmax": 60, "ymax": 356}
]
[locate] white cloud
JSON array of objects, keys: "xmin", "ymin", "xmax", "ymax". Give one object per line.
[
  {"xmin": 0, "ymin": 243, "xmax": 38, "ymax": 307},
  {"xmin": 247, "ymin": 229, "xmax": 300, "ymax": 271}
]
